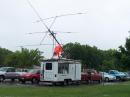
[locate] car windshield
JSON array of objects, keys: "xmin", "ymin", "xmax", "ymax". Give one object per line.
[
  {"xmin": 123, "ymin": 72, "xmax": 128, "ymax": 76},
  {"xmin": 0, "ymin": 67, "xmax": 8, "ymax": 71},
  {"xmin": 113, "ymin": 70, "xmax": 120, "ymax": 74}
]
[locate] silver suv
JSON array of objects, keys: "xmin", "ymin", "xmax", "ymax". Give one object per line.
[{"xmin": 0, "ymin": 67, "xmax": 20, "ymax": 82}]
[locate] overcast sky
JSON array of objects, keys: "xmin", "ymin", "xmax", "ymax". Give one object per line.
[{"xmin": 0, "ymin": 0, "xmax": 130, "ymax": 58}]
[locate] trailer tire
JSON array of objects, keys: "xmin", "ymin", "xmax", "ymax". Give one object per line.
[
  {"xmin": 68, "ymin": 79, "xmax": 72, "ymax": 85},
  {"xmin": 63, "ymin": 79, "xmax": 68, "ymax": 86},
  {"xmin": 52, "ymin": 82, "xmax": 57, "ymax": 86},
  {"xmin": 11, "ymin": 78, "xmax": 15, "ymax": 82},
  {"xmin": 76, "ymin": 81, "xmax": 81, "ymax": 85}
]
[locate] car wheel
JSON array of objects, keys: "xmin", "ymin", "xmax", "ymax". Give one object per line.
[
  {"xmin": 0, "ymin": 75, "xmax": 5, "ymax": 82},
  {"xmin": 105, "ymin": 77, "xmax": 109, "ymax": 82},
  {"xmin": 11, "ymin": 79, "xmax": 15, "ymax": 82},
  {"xmin": 116, "ymin": 76, "xmax": 121, "ymax": 81},
  {"xmin": 32, "ymin": 78, "xmax": 39, "ymax": 84},
  {"xmin": 21, "ymin": 80, "xmax": 25, "ymax": 84}
]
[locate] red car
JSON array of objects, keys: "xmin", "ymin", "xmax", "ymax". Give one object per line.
[
  {"xmin": 19, "ymin": 69, "xmax": 40, "ymax": 84},
  {"xmin": 81, "ymin": 69, "xmax": 102, "ymax": 83}
]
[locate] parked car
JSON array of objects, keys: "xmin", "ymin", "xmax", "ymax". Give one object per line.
[
  {"xmin": 81, "ymin": 69, "xmax": 102, "ymax": 83},
  {"xmin": 108, "ymin": 70, "xmax": 127, "ymax": 81},
  {"xmin": 16, "ymin": 68, "xmax": 29, "ymax": 75},
  {"xmin": 19, "ymin": 69, "xmax": 40, "ymax": 84},
  {"xmin": 0, "ymin": 67, "xmax": 20, "ymax": 82},
  {"xmin": 122, "ymin": 72, "xmax": 130, "ymax": 80},
  {"xmin": 99, "ymin": 72, "xmax": 116, "ymax": 82},
  {"xmin": 81, "ymin": 72, "xmax": 89, "ymax": 83}
]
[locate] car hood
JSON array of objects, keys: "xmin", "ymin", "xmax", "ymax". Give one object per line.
[
  {"xmin": 0, "ymin": 71, "xmax": 6, "ymax": 74},
  {"xmin": 106, "ymin": 74, "xmax": 115, "ymax": 78}
]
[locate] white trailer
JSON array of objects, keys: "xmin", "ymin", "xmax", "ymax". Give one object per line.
[{"xmin": 40, "ymin": 58, "xmax": 81, "ymax": 85}]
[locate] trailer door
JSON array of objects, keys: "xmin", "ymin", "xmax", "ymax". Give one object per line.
[
  {"xmin": 69, "ymin": 64, "xmax": 75, "ymax": 80},
  {"xmin": 44, "ymin": 62, "xmax": 54, "ymax": 81},
  {"xmin": 75, "ymin": 64, "xmax": 81, "ymax": 80}
]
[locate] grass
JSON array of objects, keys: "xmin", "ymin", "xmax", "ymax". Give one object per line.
[{"xmin": 0, "ymin": 81, "xmax": 130, "ymax": 97}]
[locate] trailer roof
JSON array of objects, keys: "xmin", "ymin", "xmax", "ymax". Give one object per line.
[{"xmin": 42, "ymin": 58, "xmax": 81, "ymax": 64}]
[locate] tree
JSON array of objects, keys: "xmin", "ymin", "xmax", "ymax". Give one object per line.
[
  {"xmin": 5, "ymin": 48, "xmax": 44, "ymax": 68},
  {"xmin": 115, "ymin": 36, "xmax": 130, "ymax": 70},
  {"xmin": 0, "ymin": 47, "xmax": 13, "ymax": 66},
  {"xmin": 63, "ymin": 42, "xmax": 117, "ymax": 70}
]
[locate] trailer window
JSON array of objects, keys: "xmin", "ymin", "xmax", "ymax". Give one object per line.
[
  {"xmin": 58, "ymin": 63, "xmax": 69, "ymax": 74},
  {"xmin": 46, "ymin": 63, "xmax": 52, "ymax": 70}
]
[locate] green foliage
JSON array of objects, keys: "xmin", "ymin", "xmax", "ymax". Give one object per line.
[
  {"xmin": 115, "ymin": 37, "xmax": 130, "ymax": 70},
  {"xmin": 5, "ymin": 48, "xmax": 44, "ymax": 68},
  {"xmin": 1, "ymin": 36, "xmax": 130, "ymax": 70},
  {"xmin": 0, "ymin": 47, "xmax": 13, "ymax": 65},
  {"xmin": 63, "ymin": 43, "xmax": 116, "ymax": 70}
]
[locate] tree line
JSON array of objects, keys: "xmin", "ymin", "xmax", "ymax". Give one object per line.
[
  {"xmin": 0, "ymin": 36, "xmax": 130, "ymax": 70},
  {"xmin": 63, "ymin": 36, "xmax": 130, "ymax": 71},
  {"xmin": 0, "ymin": 48, "xmax": 43, "ymax": 68}
]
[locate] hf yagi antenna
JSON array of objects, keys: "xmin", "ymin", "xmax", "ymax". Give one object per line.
[
  {"xmin": 34, "ymin": 12, "xmax": 86, "ymax": 23},
  {"xmin": 27, "ymin": 0, "xmax": 61, "ymax": 47},
  {"xmin": 26, "ymin": 0, "xmax": 86, "ymax": 58}
]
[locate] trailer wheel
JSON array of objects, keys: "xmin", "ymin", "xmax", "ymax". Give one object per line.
[
  {"xmin": 52, "ymin": 82, "xmax": 57, "ymax": 86},
  {"xmin": 63, "ymin": 80, "xmax": 68, "ymax": 86},
  {"xmin": 11, "ymin": 78, "xmax": 15, "ymax": 82},
  {"xmin": 76, "ymin": 81, "xmax": 80, "ymax": 85},
  {"xmin": 68, "ymin": 79, "xmax": 72, "ymax": 85}
]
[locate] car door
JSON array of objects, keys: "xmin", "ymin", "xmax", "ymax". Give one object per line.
[{"xmin": 5, "ymin": 68, "xmax": 16, "ymax": 79}]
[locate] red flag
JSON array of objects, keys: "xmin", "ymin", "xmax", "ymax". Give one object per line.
[{"xmin": 53, "ymin": 45, "xmax": 62, "ymax": 57}]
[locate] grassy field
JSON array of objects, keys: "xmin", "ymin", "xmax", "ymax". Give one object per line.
[{"xmin": 0, "ymin": 82, "xmax": 130, "ymax": 97}]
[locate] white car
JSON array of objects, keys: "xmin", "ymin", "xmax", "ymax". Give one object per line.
[
  {"xmin": 16, "ymin": 69, "xmax": 28, "ymax": 75},
  {"xmin": 100, "ymin": 72, "xmax": 116, "ymax": 82}
]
